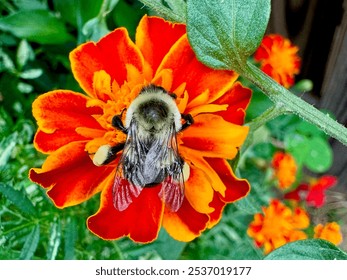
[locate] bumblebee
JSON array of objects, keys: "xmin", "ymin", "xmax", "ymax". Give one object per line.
[{"xmin": 93, "ymin": 84, "xmax": 193, "ymax": 212}]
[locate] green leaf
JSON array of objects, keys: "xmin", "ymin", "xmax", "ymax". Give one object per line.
[
  {"xmin": 112, "ymin": 0, "xmax": 147, "ymax": 39},
  {"xmin": 0, "ymin": 183, "xmax": 37, "ymax": 217},
  {"xmin": 53, "ymin": 0, "xmax": 103, "ymax": 28},
  {"xmin": 19, "ymin": 224, "xmax": 40, "ymax": 260},
  {"xmin": 16, "ymin": 40, "xmax": 34, "ymax": 70},
  {"xmin": 187, "ymin": 0, "xmax": 271, "ymax": 71},
  {"xmin": 13, "ymin": 0, "xmax": 48, "ymax": 10},
  {"xmin": 0, "ymin": 10, "xmax": 73, "ymax": 44},
  {"xmin": 0, "ymin": 132, "xmax": 18, "ymax": 167},
  {"xmin": 82, "ymin": 17, "xmax": 110, "ymax": 42},
  {"xmin": 296, "ymin": 120, "xmax": 325, "ymax": 138},
  {"xmin": 154, "ymin": 229, "xmax": 186, "ymax": 260},
  {"xmin": 265, "ymin": 239, "xmax": 347, "ymax": 260},
  {"xmin": 0, "ymin": 49, "xmax": 15, "ymax": 73},
  {"xmin": 304, "ymin": 137, "xmax": 333, "ymax": 173},
  {"xmin": 164, "ymin": 0, "xmax": 187, "ymax": 16},
  {"xmin": 46, "ymin": 218, "xmax": 62, "ymax": 260},
  {"xmin": 285, "ymin": 134, "xmax": 310, "ymax": 167},
  {"xmin": 19, "ymin": 69, "xmax": 43, "ymax": 80},
  {"xmin": 64, "ymin": 217, "xmax": 77, "ymax": 260}
]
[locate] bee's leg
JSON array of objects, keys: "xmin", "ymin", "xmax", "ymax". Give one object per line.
[
  {"xmin": 112, "ymin": 109, "xmax": 128, "ymax": 134},
  {"xmin": 169, "ymin": 93, "xmax": 177, "ymax": 99},
  {"xmin": 93, "ymin": 142, "xmax": 125, "ymax": 166},
  {"xmin": 180, "ymin": 114, "xmax": 194, "ymax": 131}
]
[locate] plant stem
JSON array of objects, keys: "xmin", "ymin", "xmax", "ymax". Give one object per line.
[
  {"xmin": 242, "ymin": 105, "xmax": 285, "ymax": 152},
  {"xmin": 241, "ymin": 62, "xmax": 347, "ymax": 147}
]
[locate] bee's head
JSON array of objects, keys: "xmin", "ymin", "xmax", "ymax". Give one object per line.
[
  {"xmin": 125, "ymin": 85, "xmax": 182, "ymax": 134},
  {"xmin": 138, "ymin": 99, "xmax": 169, "ymax": 126}
]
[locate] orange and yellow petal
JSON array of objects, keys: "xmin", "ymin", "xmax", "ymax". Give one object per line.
[
  {"xmin": 272, "ymin": 151, "xmax": 297, "ymax": 189},
  {"xmin": 180, "ymin": 114, "xmax": 249, "ymax": 159},
  {"xmin": 184, "ymin": 166, "xmax": 214, "ymax": 214},
  {"xmin": 314, "ymin": 222, "xmax": 343, "ymax": 245},
  {"xmin": 247, "ymin": 200, "xmax": 309, "ymax": 254},
  {"xmin": 32, "ymin": 90, "xmax": 104, "ymax": 154},
  {"xmin": 70, "ymin": 28, "xmax": 144, "ymax": 97},
  {"xmin": 29, "ymin": 141, "xmax": 113, "ymax": 208},
  {"xmin": 88, "ymin": 181, "xmax": 164, "ymax": 243},
  {"xmin": 254, "ymin": 34, "xmax": 301, "ymax": 88},
  {"xmin": 157, "ymin": 34, "xmax": 238, "ymax": 104},
  {"xmin": 163, "ymin": 198, "xmax": 209, "ymax": 242},
  {"xmin": 136, "ymin": 15, "xmax": 186, "ymax": 74},
  {"xmin": 32, "ymin": 90, "xmax": 102, "ymax": 134}
]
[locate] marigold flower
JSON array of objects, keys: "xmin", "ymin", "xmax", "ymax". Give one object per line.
[
  {"xmin": 247, "ymin": 199, "xmax": 309, "ymax": 254},
  {"xmin": 28, "ymin": 16, "xmax": 252, "ymax": 243},
  {"xmin": 272, "ymin": 151, "xmax": 297, "ymax": 190},
  {"xmin": 284, "ymin": 175, "xmax": 337, "ymax": 208},
  {"xmin": 254, "ymin": 34, "xmax": 301, "ymax": 88},
  {"xmin": 314, "ymin": 222, "xmax": 343, "ymax": 245}
]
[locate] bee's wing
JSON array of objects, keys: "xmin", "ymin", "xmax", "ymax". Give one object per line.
[
  {"xmin": 158, "ymin": 124, "xmax": 185, "ymax": 212},
  {"xmin": 112, "ymin": 167, "xmax": 142, "ymax": 211},
  {"xmin": 112, "ymin": 121, "xmax": 144, "ymax": 211}
]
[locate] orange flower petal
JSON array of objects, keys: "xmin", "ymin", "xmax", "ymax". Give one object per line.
[
  {"xmin": 180, "ymin": 114, "xmax": 249, "ymax": 159},
  {"xmin": 314, "ymin": 222, "xmax": 343, "ymax": 245},
  {"xmin": 184, "ymin": 166, "xmax": 214, "ymax": 214},
  {"xmin": 205, "ymin": 158, "xmax": 250, "ymax": 228},
  {"xmin": 32, "ymin": 90, "xmax": 102, "ymax": 134},
  {"xmin": 29, "ymin": 141, "xmax": 113, "ymax": 208},
  {"xmin": 157, "ymin": 35, "xmax": 238, "ymax": 103},
  {"xmin": 70, "ymin": 28, "xmax": 144, "ymax": 96},
  {"xmin": 163, "ymin": 198, "xmax": 209, "ymax": 242},
  {"xmin": 87, "ymin": 182, "xmax": 164, "ymax": 243},
  {"xmin": 136, "ymin": 15, "xmax": 186, "ymax": 73}
]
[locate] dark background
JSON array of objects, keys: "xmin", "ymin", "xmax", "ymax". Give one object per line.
[{"xmin": 269, "ymin": 0, "xmax": 347, "ymax": 192}]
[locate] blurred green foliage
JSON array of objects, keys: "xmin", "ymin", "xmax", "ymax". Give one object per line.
[{"xmin": 0, "ymin": 0, "xmax": 345, "ymax": 260}]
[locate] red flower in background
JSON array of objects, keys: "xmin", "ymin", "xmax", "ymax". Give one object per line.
[
  {"xmin": 254, "ymin": 34, "xmax": 301, "ymax": 88},
  {"xmin": 29, "ymin": 16, "xmax": 252, "ymax": 243},
  {"xmin": 285, "ymin": 175, "xmax": 337, "ymax": 208}
]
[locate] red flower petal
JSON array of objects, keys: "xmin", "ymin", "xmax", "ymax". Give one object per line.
[
  {"xmin": 34, "ymin": 129, "xmax": 89, "ymax": 154},
  {"xmin": 136, "ymin": 15, "xmax": 186, "ymax": 73},
  {"xmin": 214, "ymin": 82, "xmax": 252, "ymax": 125},
  {"xmin": 29, "ymin": 141, "xmax": 113, "ymax": 208},
  {"xmin": 70, "ymin": 28, "xmax": 144, "ymax": 97},
  {"xmin": 87, "ymin": 181, "xmax": 164, "ymax": 243},
  {"xmin": 206, "ymin": 158, "xmax": 250, "ymax": 203},
  {"xmin": 207, "ymin": 191, "xmax": 227, "ymax": 228}
]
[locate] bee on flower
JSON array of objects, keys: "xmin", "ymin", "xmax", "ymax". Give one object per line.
[{"xmin": 29, "ymin": 16, "xmax": 252, "ymax": 243}]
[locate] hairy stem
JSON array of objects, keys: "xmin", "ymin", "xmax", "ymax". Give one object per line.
[{"xmin": 241, "ymin": 62, "xmax": 347, "ymax": 147}]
